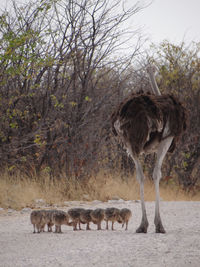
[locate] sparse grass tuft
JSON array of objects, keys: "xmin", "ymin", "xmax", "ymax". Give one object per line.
[{"xmin": 0, "ymin": 171, "xmax": 199, "ymax": 210}]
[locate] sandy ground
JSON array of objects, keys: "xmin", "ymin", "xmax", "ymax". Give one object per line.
[{"xmin": 0, "ymin": 201, "xmax": 200, "ymax": 267}]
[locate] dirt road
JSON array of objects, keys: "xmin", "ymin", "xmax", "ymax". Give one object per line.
[{"xmin": 0, "ymin": 201, "xmax": 200, "ymax": 267}]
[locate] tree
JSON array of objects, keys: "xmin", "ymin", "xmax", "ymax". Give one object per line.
[
  {"xmin": 0, "ymin": 0, "xmax": 144, "ymax": 177},
  {"xmin": 140, "ymin": 41, "xmax": 200, "ymax": 190}
]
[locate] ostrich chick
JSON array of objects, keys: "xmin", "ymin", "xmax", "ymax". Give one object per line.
[
  {"xmin": 79, "ymin": 209, "xmax": 93, "ymax": 230},
  {"xmin": 52, "ymin": 210, "xmax": 73, "ymax": 233},
  {"xmin": 118, "ymin": 208, "xmax": 132, "ymax": 230},
  {"xmin": 105, "ymin": 207, "xmax": 122, "ymax": 230},
  {"xmin": 68, "ymin": 208, "xmax": 85, "ymax": 230},
  {"xmin": 90, "ymin": 208, "xmax": 105, "ymax": 230}
]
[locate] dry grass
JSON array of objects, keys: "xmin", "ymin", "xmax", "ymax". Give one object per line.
[{"xmin": 0, "ymin": 171, "xmax": 199, "ymax": 210}]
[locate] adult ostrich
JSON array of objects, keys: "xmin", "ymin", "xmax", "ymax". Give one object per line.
[{"xmin": 111, "ymin": 65, "xmax": 187, "ymax": 233}]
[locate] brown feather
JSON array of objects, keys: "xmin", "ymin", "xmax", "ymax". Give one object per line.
[{"xmin": 111, "ymin": 93, "xmax": 187, "ymax": 155}]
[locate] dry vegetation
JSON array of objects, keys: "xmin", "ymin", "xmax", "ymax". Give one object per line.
[
  {"xmin": 0, "ymin": 0, "xmax": 199, "ymax": 206},
  {"xmin": 1, "ymin": 172, "xmax": 199, "ymax": 210}
]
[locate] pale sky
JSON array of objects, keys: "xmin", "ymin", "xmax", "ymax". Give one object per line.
[
  {"xmin": 1, "ymin": 0, "xmax": 200, "ymax": 45},
  {"xmin": 133, "ymin": 0, "xmax": 200, "ymax": 45}
]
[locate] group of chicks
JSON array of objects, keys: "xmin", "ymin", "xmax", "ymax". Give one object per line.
[{"xmin": 30, "ymin": 207, "xmax": 132, "ymax": 233}]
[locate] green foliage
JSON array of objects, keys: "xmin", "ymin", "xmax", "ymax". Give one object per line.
[
  {"xmin": 152, "ymin": 41, "xmax": 200, "ymax": 96},
  {"xmin": 34, "ymin": 134, "xmax": 46, "ymax": 147},
  {"xmin": 85, "ymin": 96, "xmax": 92, "ymax": 102},
  {"xmin": 9, "ymin": 122, "xmax": 18, "ymax": 129},
  {"xmin": 151, "ymin": 41, "xmax": 200, "ymax": 189},
  {"xmin": 70, "ymin": 101, "xmax": 77, "ymax": 107},
  {"xmin": 42, "ymin": 166, "xmax": 52, "ymax": 174},
  {"xmin": 50, "ymin": 95, "xmax": 64, "ymax": 109},
  {"xmin": 0, "ymin": 7, "xmax": 55, "ymax": 87}
]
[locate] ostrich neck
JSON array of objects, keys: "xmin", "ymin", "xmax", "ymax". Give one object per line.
[{"xmin": 148, "ymin": 72, "xmax": 161, "ymax": 96}]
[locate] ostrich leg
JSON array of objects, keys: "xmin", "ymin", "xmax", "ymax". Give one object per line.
[
  {"xmin": 153, "ymin": 136, "xmax": 173, "ymax": 233},
  {"xmin": 133, "ymin": 157, "xmax": 149, "ymax": 233}
]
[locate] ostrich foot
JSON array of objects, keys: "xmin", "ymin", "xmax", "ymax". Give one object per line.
[
  {"xmin": 136, "ymin": 226, "xmax": 147, "ymax": 233},
  {"xmin": 154, "ymin": 215, "xmax": 166, "ymax": 233},
  {"xmin": 136, "ymin": 221, "xmax": 149, "ymax": 233},
  {"xmin": 155, "ymin": 220, "xmax": 166, "ymax": 234},
  {"xmin": 155, "ymin": 223, "xmax": 166, "ymax": 233}
]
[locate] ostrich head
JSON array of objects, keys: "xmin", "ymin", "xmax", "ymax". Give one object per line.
[{"xmin": 146, "ymin": 64, "xmax": 158, "ymax": 75}]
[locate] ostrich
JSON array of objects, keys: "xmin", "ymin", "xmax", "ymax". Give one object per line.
[{"xmin": 111, "ymin": 65, "xmax": 187, "ymax": 233}]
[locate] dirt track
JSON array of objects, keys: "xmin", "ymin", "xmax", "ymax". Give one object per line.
[{"xmin": 0, "ymin": 201, "xmax": 200, "ymax": 267}]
